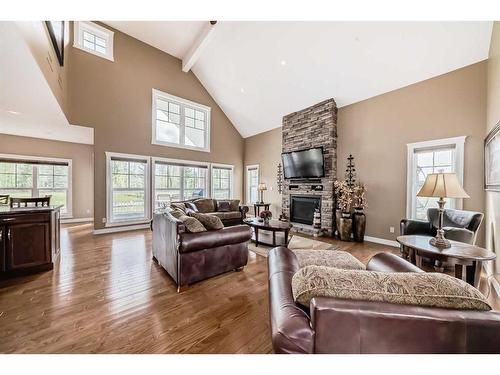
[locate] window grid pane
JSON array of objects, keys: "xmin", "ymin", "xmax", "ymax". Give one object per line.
[
  {"xmin": 111, "ymin": 160, "xmax": 147, "ymax": 221},
  {"xmin": 212, "ymin": 167, "xmax": 232, "ymax": 200}
]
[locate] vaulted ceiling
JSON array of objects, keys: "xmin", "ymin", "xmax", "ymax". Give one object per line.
[{"xmin": 110, "ymin": 21, "xmax": 493, "ymax": 138}]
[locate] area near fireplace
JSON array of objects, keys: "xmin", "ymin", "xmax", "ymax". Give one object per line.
[{"xmin": 282, "ymin": 98, "xmax": 337, "ymax": 235}]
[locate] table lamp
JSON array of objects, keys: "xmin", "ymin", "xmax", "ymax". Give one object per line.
[
  {"xmin": 416, "ymin": 172, "xmax": 469, "ymax": 248},
  {"xmin": 258, "ymin": 182, "xmax": 267, "ymax": 204}
]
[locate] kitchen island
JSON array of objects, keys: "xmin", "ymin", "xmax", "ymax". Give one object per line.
[{"xmin": 0, "ymin": 205, "xmax": 62, "ymax": 277}]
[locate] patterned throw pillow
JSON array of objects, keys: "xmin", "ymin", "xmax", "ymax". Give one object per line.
[
  {"xmin": 217, "ymin": 201, "xmax": 231, "ymax": 212},
  {"xmin": 228, "ymin": 199, "xmax": 240, "ymax": 212},
  {"xmin": 292, "ymin": 249, "xmax": 366, "ymax": 270},
  {"xmin": 189, "ymin": 212, "xmax": 224, "ymax": 230},
  {"xmin": 193, "ymin": 198, "xmax": 215, "ymax": 213},
  {"xmin": 169, "ymin": 208, "xmax": 206, "ymax": 233},
  {"xmin": 292, "ymin": 265, "xmax": 491, "ymax": 311},
  {"xmin": 171, "ymin": 202, "xmax": 186, "ymax": 213}
]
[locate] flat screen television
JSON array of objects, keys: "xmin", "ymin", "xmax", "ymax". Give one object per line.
[{"xmin": 281, "ymin": 147, "xmax": 324, "ymax": 179}]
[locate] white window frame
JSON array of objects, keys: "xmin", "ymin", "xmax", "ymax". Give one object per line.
[
  {"xmin": 0, "ymin": 153, "xmax": 73, "ymax": 218},
  {"xmin": 406, "ymin": 136, "xmax": 466, "ymax": 219},
  {"xmin": 73, "ymin": 21, "xmax": 114, "ymax": 61},
  {"xmin": 152, "ymin": 89, "xmax": 211, "ymax": 152},
  {"xmin": 106, "ymin": 152, "xmax": 151, "ymax": 227},
  {"xmin": 245, "ymin": 164, "xmax": 260, "ymax": 204},
  {"xmin": 211, "ymin": 163, "xmax": 234, "ymax": 200},
  {"xmin": 152, "ymin": 157, "xmax": 210, "ymax": 212}
]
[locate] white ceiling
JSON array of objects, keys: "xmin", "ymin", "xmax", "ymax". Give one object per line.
[
  {"xmin": 109, "ymin": 21, "xmax": 493, "ymax": 138},
  {"xmin": 0, "ymin": 22, "xmax": 93, "ymax": 144}
]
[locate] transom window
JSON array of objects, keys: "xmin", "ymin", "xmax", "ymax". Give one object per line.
[
  {"xmin": 107, "ymin": 153, "xmax": 150, "ymax": 225},
  {"xmin": 0, "ymin": 157, "xmax": 72, "ymax": 216},
  {"xmin": 73, "ymin": 21, "xmax": 114, "ymax": 61},
  {"xmin": 211, "ymin": 165, "xmax": 233, "ymax": 200},
  {"xmin": 153, "ymin": 159, "xmax": 208, "ymax": 209},
  {"xmin": 152, "ymin": 89, "xmax": 211, "ymax": 152},
  {"xmin": 406, "ymin": 136, "xmax": 466, "ymax": 220}
]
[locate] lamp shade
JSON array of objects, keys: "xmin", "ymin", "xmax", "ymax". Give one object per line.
[
  {"xmin": 417, "ymin": 173, "xmax": 469, "ymax": 199},
  {"xmin": 258, "ymin": 182, "xmax": 267, "ymax": 191}
]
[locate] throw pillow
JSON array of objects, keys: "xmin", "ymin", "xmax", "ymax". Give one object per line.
[
  {"xmin": 185, "ymin": 202, "xmax": 198, "ymax": 212},
  {"xmin": 217, "ymin": 200, "xmax": 231, "ymax": 212},
  {"xmin": 193, "ymin": 198, "xmax": 215, "ymax": 213},
  {"xmin": 292, "ymin": 249, "xmax": 366, "ymax": 270},
  {"xmin": 189, "ymin": 212, "xmax": 224, "ymax": 230},
  {"xmin": 228, "ymin": 199, "xmax": 240, "ymax": 212},
  {"xmin": 171, "ymin": 202, "xmax": 186, "ymax": 213},
  {"xmin": 169, "ymin": 208, "xmax": 206, "ymax": 233},
  {"xmin": 292, "ymin": 265, "xmax": 491, "ymax": 311}
]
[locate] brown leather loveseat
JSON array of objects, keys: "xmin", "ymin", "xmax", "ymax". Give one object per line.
[
  {"xmin": 172, "ymin": 198, "xmax": 249, "ymax": 227},
  {"xmin": 153, "ymin": 211, "xmax": 252, "ymax": 292},
  {"xmin": 268, "ymin": 246, "xmax": 500, "ymax": 353}
]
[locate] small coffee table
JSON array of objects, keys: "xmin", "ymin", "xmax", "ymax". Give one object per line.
[
  {"xmin": 244, "ymin": 218, "xmax": 292, "ymax": 247},
  {"xmin": 397, "ymin": 235, "xmax": 496, "ymax": 288}
]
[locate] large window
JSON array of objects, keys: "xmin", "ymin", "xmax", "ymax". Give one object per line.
[
  {"xmin": 0, "ymin": 155, "xmax": 72, "ymax": 216},
  {"xmin": 245, "ymin": 165, "xmax": 259, "ymax": 204},
  {"xmin": 211, "ymin": 165, "xmax": 234, "ymax": 200},
  {"xmin": 153, "ymin": 158, "xmax": 209, "ymax": 209},
  {"xmin": 106, "ymin": 153, "xmax": 150, "ymax": 225},
  {"xmin": 152, "ymin": 89, "xmax": 211, "ymax": 152},
  {"xmin": 73, "ymin": 21, "xmax": 114, "ymax": 61},
  {"xmin": 406, "ymin": 136, "xmax": 466, "ymax": 220}
]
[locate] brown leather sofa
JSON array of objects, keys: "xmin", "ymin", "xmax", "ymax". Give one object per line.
[
  {"xmin": 172, "ymin": 198, "xmax": 249, "ymax": 226},
  {"xmin": 152, "ymin": 211, "xmax": 252, "ymax": 292},
  {"xmin": 268, "ymin": 246, "xmax": 500, "ymax": 353}
]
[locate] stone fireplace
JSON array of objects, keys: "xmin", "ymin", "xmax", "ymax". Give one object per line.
[{"xmin": 282, "ymin": 98, "xmax": 337, "ymax": 235}]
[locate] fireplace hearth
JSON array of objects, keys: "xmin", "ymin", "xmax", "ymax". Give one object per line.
[{"xmin": 290, "ymin": 195, "xmax": 321, "ymax": 225}]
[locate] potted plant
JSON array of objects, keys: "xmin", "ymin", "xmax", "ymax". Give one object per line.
[
  {"xmin": 352, "ymin": 183, "xmax": 367, "ymax": 242},
  {"xmin": 259, "ymin": 210, "xmax": 272, "ymax": 225},
  {"xmin": 334, "ymin": 180, "xmax": 353, "ymax": 241}
]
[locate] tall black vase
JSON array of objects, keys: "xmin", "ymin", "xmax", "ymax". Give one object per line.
[{"xmin": 352, "ymin": 209, "xmax": 366, "ymax": 242}]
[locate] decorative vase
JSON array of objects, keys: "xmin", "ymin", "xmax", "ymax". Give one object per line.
[
  {"xmin": 352, "ymin": 208, "xmax": 366, "ymax": 242},
  {"xmin": 339, "ymin": 214, "xmax": 353, "ymax": 241},
  {"xmin": 264, "ymin": 217, "xmax": 270, "ymax": 225}
]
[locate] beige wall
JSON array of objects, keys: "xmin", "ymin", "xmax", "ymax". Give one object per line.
[
  {"xmin": 337, "ymin": 61, "xmax": 487, "ymax": 244},
  {"xmin": 66, "ymin": 23, "xmax": 244, "ymax": 229},
  {"xmin": 243, "ymin": 127, "xmax": 282, "ymax": 218},
  {"xmin": 244, "ymin": 62, "xmax": 487, "ymax": 245},
  {"xmin": 0, "ymin": 134, "xmax": 94, "ymax": 219},
  {"xmin": 486, "ymin": 22, "xmax": 500, "ymax": 274}
]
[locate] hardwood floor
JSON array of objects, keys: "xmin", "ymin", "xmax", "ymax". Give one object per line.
[{"xmin": 0, "ymin": 224, "xmax": 498, "ymax": 353}]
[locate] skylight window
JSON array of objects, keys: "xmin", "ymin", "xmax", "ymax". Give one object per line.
[{"xmin": 73, "ymin": 21, "xmax": 114, "ymax": 61}]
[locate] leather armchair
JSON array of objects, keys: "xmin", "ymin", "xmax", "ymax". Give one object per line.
[
  {"xmin": 152, "ymin": 211, "xmax": 252, "ymax": 292},
  {"xmin": 268, "ymin": 246, "xmax": 500, "ymax": 354}
]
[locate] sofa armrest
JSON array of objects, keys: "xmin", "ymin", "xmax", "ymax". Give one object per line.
[
  {"xmin": 400, "ymin": 218, "xmax": 433, "ymax": 236},
  {"xmin": 268, "ymin": 247, "xmax": 315, "ymax": 354},
  {"xmin": 179, "ymin": 225, "xmax": 252, "ymax": 253},
  {"xmin": 310, "ymin": 297, "xmax": 500, "ymax": 353},
  {"xmin": 367, "ymin": 252, "xmax": 423, "ymax": 273},
  {"xmin": 239, "ymin": 205, "xmax": 249, "ymax": 218}
]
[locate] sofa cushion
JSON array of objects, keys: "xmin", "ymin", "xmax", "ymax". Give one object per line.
[
  {"xmin": 217, "ymin": 200, "xmax": 231, "ymax": 212},
  {"xmin": 179, "ymin": 225, "xmax": 252, "ymax": 253},
  {"xmin": 292, "ymin": 249, "xmax": 365, "ymax": 270},
  {"xmin": 193, "ymin": 198, "xmax": 215, "ymax": 213},
  {"xmin": 292, "ymin": 265, "xmax": 491, "ymax": 311},
  {"xmin": 220, "ymin": 211, "xmax": 242, "ymax": 220},
  {"xmin": 228, "ymin": 199, "xmax": 240, "ymax": 212},
  {"xmin": 208, "ymin": 212, "xmax": 226, "ymax": 219},
  {"xmin": 169, "ymin": 208, "xmax": 206, "ymax": 233},
  {"xmin": 185, "ymin": 201, "xmax": 198, "ymax": 212},
  {"xmin": 189, "ymin": 212, "xmax": 224, "ymax": 230},
  {"xmin": 171, "ymin": 202, "xmax": 186, "ymax": 213}
]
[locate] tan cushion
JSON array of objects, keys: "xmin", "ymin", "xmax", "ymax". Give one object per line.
[
  {"xmin": 292, "ymin": 266, "xmax": 491, "ymax": 311},
  {"xmin": 292, "ymin": 249, "xmax": 366, "ymax": 270},
  {"xmin": 189, "ymin": 212, "xmax": 224, "ymax": 230},
  {"xmin": 228, "ymin": 199, "xmax": 240, "ymax": 212},
  {"xmin": 171, "ymin": 202, "xmax": 186, "ymax": 213},
  {"xmin": 169, "ymin": 209, "xmax": 206, "ymax": 233},
  {"xmin": 193, "ymin": 198, "xmax": 215, "ymax": 213},
  {"xmin": 208, "ymin": 212, "xmax": 226, "ymax": 219},
  {"xmin": 220, "ymin": 211, "xmax": 241, "ymax": 220}
]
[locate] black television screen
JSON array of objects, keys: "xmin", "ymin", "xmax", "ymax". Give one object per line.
[{"xmin": 281, "ymin": 147, "xmax": 324, "ymax": 179}]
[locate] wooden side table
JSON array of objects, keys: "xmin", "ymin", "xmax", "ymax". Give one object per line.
[
  {"xmin": 397, "ymin": 235, "xmax": 496, "ymax": 288},
  {"xmin": 253, "ymin": 203, "xmax": 270, "ymax": 217}
]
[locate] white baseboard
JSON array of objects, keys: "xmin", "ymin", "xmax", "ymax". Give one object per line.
[
  {"xmin": 61, "ymin": 217, "xmax": 94, "ymax": 224},
  {"xmin": 483, "ymin": 263, "xmax": 500, "ymax": 296},
  {"xmin": 364, "ymin": 235, "xmax": 400, "ymax": 248},
  {"xmin": 93, "ymin": 223, "xmax": 150, "ymax": 235}
]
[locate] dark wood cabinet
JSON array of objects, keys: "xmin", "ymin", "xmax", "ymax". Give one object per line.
[{"xmin": 0, "ymin": 206, "xmax": 61, "ymax": 277}]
